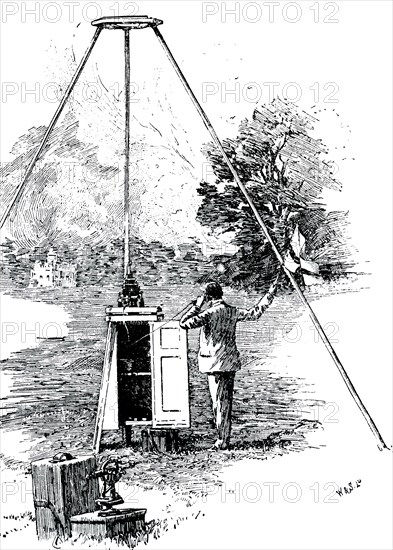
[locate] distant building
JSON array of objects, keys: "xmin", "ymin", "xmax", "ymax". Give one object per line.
[{"xmin": 29, "ymin": 249, "xmax": 77, "ymax": 288}]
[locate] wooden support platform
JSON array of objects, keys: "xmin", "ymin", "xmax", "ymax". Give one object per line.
[
  {"xmin": 70, "ymin": 509, "xmax": 146, "ymax": 540},
  {"xmin": 141, "ymin": 428, "xmax": 179, "ymax": 453},
  {"xmin": 105, "ymin": 305, "xmax": 163, "ymax": 323},
  {"xmin": 92, "ymin": 16, "xmax": 163, "ymax": 30}
]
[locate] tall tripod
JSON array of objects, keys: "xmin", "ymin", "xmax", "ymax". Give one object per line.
[{"xmin": 0, "ymin": 16, "xmax": 388, "ymax": 450}]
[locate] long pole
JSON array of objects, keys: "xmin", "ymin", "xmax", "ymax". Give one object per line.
[
  {"xmin": 0, "ymin": 27, "xmax": 102, "ymax": 230},
  {"xmin": 153, "ymin": 27, "xmax": 388, "ymax": 450},
  {"xmin": 123, "ymin": 29, "xmax": 131, "ymax": 278}
]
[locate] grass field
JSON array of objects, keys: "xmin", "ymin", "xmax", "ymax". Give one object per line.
[
  {"xmin": 0, "ymin": 282, "xmax": 328, "ymax": 463},
  {"xmin": 3, "ymin": 277, "xmax": 389, "ymax": 549}
]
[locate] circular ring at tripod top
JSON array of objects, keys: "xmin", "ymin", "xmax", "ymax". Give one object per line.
[{"xmin": 91, "ymin": 16, "xmax": 163, "ymax": 30}]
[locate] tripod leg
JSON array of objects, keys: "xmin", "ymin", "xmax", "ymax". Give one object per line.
[
  {"xmin": 0, "ymin": 26, "xmax": 102, "ymax": 229},
  {"xmin": 152, "ymin": 27, "xmax": 388, "ymax": 451}
]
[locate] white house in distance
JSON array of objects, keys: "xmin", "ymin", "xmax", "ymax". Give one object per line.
[{"xmin": 29, "ymin": 249, "xmax": 77, "ymax": 288}]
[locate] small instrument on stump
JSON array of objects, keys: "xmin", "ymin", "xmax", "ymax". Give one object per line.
[
  {"xmin": 71, "ymin": 456, "xmax": 147, "ymax": 540},
  {"xmin": 86, "ymin": 458, "xmax": 124, "ymax": 517}
]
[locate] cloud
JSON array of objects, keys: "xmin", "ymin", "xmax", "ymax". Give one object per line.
[{"xmin": 1, "ymin": 83, "xmax": 208, "ymax": 249}]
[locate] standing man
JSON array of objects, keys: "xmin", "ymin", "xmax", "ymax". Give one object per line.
[{"xmin": 180, "ymin": 275, "xmax": 280, "ymax": 449}]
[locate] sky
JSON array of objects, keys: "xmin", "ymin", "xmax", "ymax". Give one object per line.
[{"xmin": 0, "ymin": 0, "xmax": 392, "ymax": 266}]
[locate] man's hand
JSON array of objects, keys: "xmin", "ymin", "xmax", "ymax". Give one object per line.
[{"xmin": 194, "ymin": 295, "xmax": 205, "ymax": 308}]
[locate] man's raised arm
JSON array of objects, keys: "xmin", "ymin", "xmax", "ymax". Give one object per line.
[
  {"xmin": 237, "ymin": 273, "xmax": 280, "ymax": 322},
  {"xmin": 180, "ymin": 295, "xmax": 207, "ymax": 329}
]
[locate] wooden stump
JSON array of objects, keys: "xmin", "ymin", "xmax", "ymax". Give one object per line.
[
  {"xmin": 141, "ymin": 428, "xmax": 179, "ymax": 453},
  {"xmin": 70, "ymin": 509, "xmax": 146, "ymax": 540},
  {"xmin": 123, "ymin": 425, "xmax": 133, "ymax": 446},
  {"xmin": 31, "ymin": 454, "xmax": 99, "ymax": 540}
]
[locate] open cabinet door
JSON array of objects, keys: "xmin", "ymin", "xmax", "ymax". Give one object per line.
[
  {"xmin": 102, "ymin": 329, "xmax": 118, "ymax": 430},
  {"xmin": 93, "ymin": 322, "xmax": 117, "ymax": 454},
  {"xmin": 150, "ymin": 321, "xmax": 190, "ymax": 428}
]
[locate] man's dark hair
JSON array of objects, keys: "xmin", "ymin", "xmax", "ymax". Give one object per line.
[{"xmin": 204, "ymin": 281, "xmax": 223, "ymax": 300}]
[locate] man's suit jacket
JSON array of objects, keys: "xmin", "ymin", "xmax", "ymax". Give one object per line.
[{"xmin": 180, "ymin": 281, "xmax": 277, "ymax": 373}]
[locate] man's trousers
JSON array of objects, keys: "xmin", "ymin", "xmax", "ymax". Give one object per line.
[{"xmin": 207, "ymin": 371, "xmax": 236, "ymax": 447}]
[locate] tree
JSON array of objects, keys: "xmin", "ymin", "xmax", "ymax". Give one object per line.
[{"xmin": 197, "ymin": 99, "xmax": 347, "ymax": 290}]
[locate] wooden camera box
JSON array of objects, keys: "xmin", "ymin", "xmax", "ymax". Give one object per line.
[
  {"xmin": 31, "ymin": 454, "xmax": 99, "ymax": 540},
  {"xmin": 101, "ymin": 306, "xmax": 190, "ymax": 435}
]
